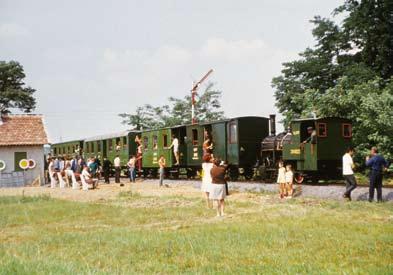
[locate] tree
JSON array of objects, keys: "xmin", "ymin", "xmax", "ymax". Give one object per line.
[
  {"xmin": 119, "ymin": 82, "xmax": 225, "ymax": 130},
  {"xmin": 299, "ymin": 77, "xmax": 393, "ymax": 160},
  {"xmin": 272, "ymin": 0, "xmax": 393, "ymax": 159},
  {"xmin": 0, "ymin": 61, "xmax": 36, "ymax": 114},
  {"xmin": 272, "ymin": 0, "xmax": 393, "ymax": 125}
]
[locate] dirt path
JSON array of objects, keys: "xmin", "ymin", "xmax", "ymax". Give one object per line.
[{"xmin": 0, "ymin": 178, "xmax": 392, "ymax": 203}]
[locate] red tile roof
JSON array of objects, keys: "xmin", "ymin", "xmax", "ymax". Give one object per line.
[{"xmin": 0, "ymin": 115, "xmax": 48, "ymax": 146}]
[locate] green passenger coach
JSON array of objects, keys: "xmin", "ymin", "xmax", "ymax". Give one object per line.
[
  {"xmin": 51, "ymin": 140, "xmax": 84, "ymax": 157},
  {"xmin": 84, "ymin": 131, "xmax": 140, "ymax": 168},
  {"xmin": 141, "ymin": 116, "xmax": 270, "ymax": 178}
]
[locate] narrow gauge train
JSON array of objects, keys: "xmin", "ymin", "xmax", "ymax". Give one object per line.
[
  {"xmin": 51, "ymin": 115, "xmax": 352, "ymax": 182},
  {"xmin": 51, "ymin": 116, "xmax": 269, "ymax": 179},
  {"xmin": 260, "ymin": 115, "xmax": 353, "ymax": 183}
]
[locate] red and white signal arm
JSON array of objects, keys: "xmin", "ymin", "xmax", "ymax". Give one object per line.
[
  {"xmin": 28, "ymin": 159, "xmax": 36, "ymax": 169},
  {"xmin": 0, "ymin": 160, "xmax": 6, "ymax": 171}
]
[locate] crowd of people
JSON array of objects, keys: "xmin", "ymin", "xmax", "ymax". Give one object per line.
[{"xmin": 46, "ymin": 155, "xmax": 103, "ymax": 190}]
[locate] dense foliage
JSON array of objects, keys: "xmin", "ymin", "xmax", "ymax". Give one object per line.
[
  {"xmin": 272, "ymin": 0, "xmax": 393, "ymax": 159},
  {"xmin": 119, "ymin": 82, "xmax": 225, "ymax": 130},
  {"xmin": 0, "ymin": 61, "xmax": 36, "ymax": 114}
]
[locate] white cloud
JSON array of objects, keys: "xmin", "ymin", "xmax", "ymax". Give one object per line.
[
  {"xmin": 96, "ymin": 39, "xmax": 296, "ymax": 129},
  {"xmin": 0, "ymin": 23, "xmax": 30, "ymax": 39}
]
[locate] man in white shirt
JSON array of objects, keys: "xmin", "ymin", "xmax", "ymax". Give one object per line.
[
  {"xmin": 343, "ymin": 147, "xmax": 357, "ymax": 201},
  {"xmin": 114, "ymin": 155, "xmax": 121, "ymax": 185},
  {"xmin": 169, "ymin": 135, "xmax": 180, "ymax": 165}
]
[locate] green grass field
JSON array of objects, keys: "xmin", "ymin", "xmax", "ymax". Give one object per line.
[{"xmin": 0, "ymin": 192, "xmax": 392, "ymax": 274}]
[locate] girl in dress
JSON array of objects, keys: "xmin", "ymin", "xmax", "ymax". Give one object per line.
[
  {"xmin": 201, "ymin": 154, "xmax": 213, "ymax": 208},
  {"xmin": 277, "ymin": 161, "xmax": 286, "ymax": 199},
  {"xmin": 285, "ymin": 164, "xmax": 294, "ymax": 198}
]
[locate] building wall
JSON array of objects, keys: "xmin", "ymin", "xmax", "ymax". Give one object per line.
[{"xmin": 0, "ymin": 145, "xmax": 45, "ymax": 187}]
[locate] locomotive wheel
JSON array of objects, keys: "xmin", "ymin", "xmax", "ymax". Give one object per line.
[
  {"xmin": 310, "ymin": 175, "xmax": 320, "ymax": 185},
  {"xmin": 295, "ymin": 174, "xmax": 304, "ymax": 184},
  {"xmin": 229, "ymin": 167, "xmax": 239, "ymax": 181},
  {"xmin": 187, "ymin": 168, "xmax": 197, "ymax": 179},
  {"xmin": 142, "ymin": 169, "xmax": 149, "ymax": 178},
  {"xmin": 244, "ymin": 167, "xmax": 254, "ymax": 180},
  {"xmin": 151, "ymin": 169, "xmax": 158, "ymax": 178}
]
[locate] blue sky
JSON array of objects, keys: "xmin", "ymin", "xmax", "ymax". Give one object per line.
[{"xmin": 0, "ymin": 0, "xmax": 343, "ymax": 143}]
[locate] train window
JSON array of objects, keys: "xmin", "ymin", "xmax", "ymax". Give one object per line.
[
  {"xmin": 143, "ymin": 136, "xmax": 149, "ymax": 150},
  {"xmin": 54, "ymin": 148, "xmax": 57, "ymax": 155},
  {"xmin": 91, "ymin": 142, "xmax": 95, "ymax": 152},
  {"xmin": 229, "ymin": 123, "xmax": 237, "ymax": 144},
  {"xmin": 108, "ymin": 139, "xmax": 113, "ymax": 151},
  {"xmin": 192, "ymin": 129, "xmax": 199, "ymax": 146},
  {"xmin": 97, "ymin": 142, "xmax": 101, "ymax": 152},
  {"xmin": 342, "ymin": 123, "xmax": 352, "ymax": 138},
  {"xmin": 163, "ymin": 134, "xmax": 168, "ymax": 147},
  {"xmin": 116, "ymin": 137, "xmax": 121, "ymax": 151},
  {"xmin": 72, "ymin": 146, "xmax": 75, "ymax": 153},
  {"xmin": 123, "ymin": 137, "xmax": 127, "ymax": 148},
  {"xmin": 317, "ymin": 123, "xmax": 327, "ymax": 137},
  {"xmin": 153, "ymin": 135, "xmax": 158, "ymax": 149}
]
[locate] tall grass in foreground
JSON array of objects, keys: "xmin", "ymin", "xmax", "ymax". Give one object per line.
[{"xmin": 0, "ymin": 195, "xmax": 392, "ymax": 274}]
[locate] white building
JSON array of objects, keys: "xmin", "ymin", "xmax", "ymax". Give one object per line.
[{"xmin": 0, "ymin": 115, "xmax": 48, "ymax": 187}]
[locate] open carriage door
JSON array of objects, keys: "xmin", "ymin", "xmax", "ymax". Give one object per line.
[
  {"xmin": 210, "ymin": 122, "xmax": 227, "ymax": 161},
  {"xmin": 227, "ymin": 120, "xmax": 239, "ymax": 165},
  {"xmin": 171, "ymin": 126, "xmax": 187, "ymax": 166},
  {"xmin": 299, "ymin": 121, "xmax": 318, "ymax": 171}
]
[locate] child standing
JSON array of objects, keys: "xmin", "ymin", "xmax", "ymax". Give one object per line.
[
  {"xmin": 277, "ymin": 161, "xmax": 286, "ymax": 199},
  {"xmin": 127, "ymin": 155, "xmax": 136, "ymax": 183},
  {"xmin": 158, "ymin": 155, "xmax": 166, "ymax": 187},
  {"xmin": 285, "ymin": 164, "xmax": 294, "ymax": 198}
]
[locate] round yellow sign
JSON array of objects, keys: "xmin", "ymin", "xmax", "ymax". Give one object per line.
[{"xmin": 19, "ymin": 159, "xmax": 29, "ymax": 170}]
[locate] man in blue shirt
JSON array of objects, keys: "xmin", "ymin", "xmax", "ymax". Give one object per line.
[{"xmin": 365, "ymin": 147, "xmax": 388, "ymax": 202}]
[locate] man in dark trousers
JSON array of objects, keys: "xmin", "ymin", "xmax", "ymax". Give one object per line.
[
  {"xmin": 114, "ymin": 155, "xmax": 122, "ymax": 185},
  {"xmin": 342, "ymin": 147, "xmax": 357, "ymax": 201},
  {"xmin": 365, "ymin": 147, "xmax": 388, "ymax": 202},
  {"xmin": 102, "ymin": 157, "xmax": 112, "ymax": 184}
]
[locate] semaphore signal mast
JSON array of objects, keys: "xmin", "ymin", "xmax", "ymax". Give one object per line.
[{"xmin": 191, "ymin": 69, "xmax": 214, "ymax": 124}]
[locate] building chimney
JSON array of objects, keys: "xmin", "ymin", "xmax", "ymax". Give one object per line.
[{"xmin": 269, "ymin": 114, "xmax": 276, "ymax": 136}]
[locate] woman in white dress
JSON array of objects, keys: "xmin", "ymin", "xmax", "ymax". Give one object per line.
[
  {"xmin": 201, "ymin": 154, "xmax": 213, "ymax": 208},
  {"xmin": 209, "ymin": 159, "xmax": 227, "ymax": 217}
]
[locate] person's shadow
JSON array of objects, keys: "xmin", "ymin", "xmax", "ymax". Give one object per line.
[{"xmin": 356, "ymin": 191, "xmax": 393, "ymax": 202}]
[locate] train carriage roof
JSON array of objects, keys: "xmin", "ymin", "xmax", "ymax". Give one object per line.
[
  {"xmin": 52, "ymin": 139, "xmax": 84, "ymax": 146},
  {"xmin": 291, "ymin": 117, "xmax": 351, "ymax": 123},
  {"xmin": 140, "ymin": 116, "xmax": 268, "ymax": 132},
  {"xmin": 84, "ymin": 130, "xmax": 139, "ymax": 142}
]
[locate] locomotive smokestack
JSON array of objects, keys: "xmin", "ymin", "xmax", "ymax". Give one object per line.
[{"xmin": 269, "ymin": 114, "xmax": 276, "ymax": 136}]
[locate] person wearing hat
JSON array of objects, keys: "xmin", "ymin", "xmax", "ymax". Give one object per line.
[{"xmin": 301, "ymin": 126, "xmax": 317, "ymax": 154}]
